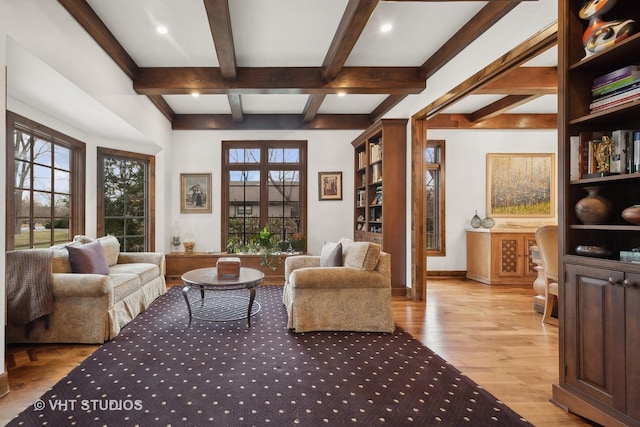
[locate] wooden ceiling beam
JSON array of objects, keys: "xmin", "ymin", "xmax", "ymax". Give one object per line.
[
  {"xmin": 322, "ymin": 0, "xmax": 379, "ymax": 80},
  {"xmin": 369, "ymin": 1, "xmax": 523, "ymax": 122},
  {"xmin": 203, "ymin": 0, "xmax": 237, "ymax": 80},
  {"xmin": 173, "ymin": 114, "xmax": 372, "ymax": 130},
  {"xmin": 302, "ymin": 95, "xmax": 326, "ymax": 123},
  {"xmin": 134, "ymin": 67, "xmax": 425, "ymax": 95},
  {"xmin": 415, "ymin": 21, "xmax": 557, "ymax": 120},
  {"xmin": 420, "ymin": 1, "xmax": 521, "ymax": 79},
  {"xmin": 58, "ymin": 0, "xmax": 138, "ymax": 79},
  {"xmin": 227, "ymin": 94, "xmax": 243, "ymax": 122},
  {"xmin": 58, "ymin": 0, "xmax": 178, "ymax": 122},
  {"xmin": 474, "ymin": 66, "xmax": 557, "ymax": 94},
  {"xmin": 369, "ymin": 95, "xmax": 407, "ymax": 123},
  {"xmin": 426, "ymin": 113, "xmax": 556, "ymax": 129},
  {"xmin": 147, "ymin": 95, "xmax": 175, "ymax": 122},
  {"xmin": 467, "ymin": 94, "xmax": 543, "ymax": 122}
]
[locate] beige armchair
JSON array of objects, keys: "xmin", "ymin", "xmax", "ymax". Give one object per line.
[{"xmin": 282, "ymin": 239, "xmax": 394, "ymax": 333}]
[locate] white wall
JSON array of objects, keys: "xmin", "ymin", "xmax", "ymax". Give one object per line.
[
  {"xmin": 425, "ymin": 129, "xmax": 558, "ymax": 271},
  {"xmin": 171, "ymin": 130, "xmax": 359, "ymax": 255},
  {"xmin": 1, "ymin": 21, "xmax": 7, "ymax": 380},
  {"xmin": 1, "ymin": 0, "xmax": 173, "ymax": 375},
  {"xmin": 1, "ymin": 0, "xmax": 173, "ymax": 250}
]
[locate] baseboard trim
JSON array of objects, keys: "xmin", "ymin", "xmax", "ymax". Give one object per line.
[
  {"xmin": 427, "ymin": 271, "xmax": 466, "ymax": 279},
  {"xmin": 0, "ymin": 370, "xmax": 10, "ymax": 398}
]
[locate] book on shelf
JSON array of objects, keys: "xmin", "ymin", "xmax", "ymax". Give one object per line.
[
  {"xmin": 592, "ymin": 76, "xmax": 640, "ymax": 97},
  {"xmin": 357, "ymin": 151, "xmax": 367, "ymax": 169},
  {"xmin": 574, "ymin": 131, "xmax": 604, "ymax": 178},
  {"xmin": 592, "ymin": 65, "xmax": 640, "ymax": 88},
  {"xmin": 590, "ymin": 91, "xmax": 640, "ymax": 113},
  {"xmin": 370, "ymin": 163, "xmax": 382, "ymax": 182},
  {"xmin": 610, "ymin": 130, "xmax": 634, "ymax": 174},
  {"xmin": 369, "ymin": 141, "xmax": 382, "ymax": 163},
  {"xmin": 590, "ymin": 81, "xmax": 640, "ymax": 108},
  {"xmin": 573, "ymin": 130, "xmax": 640, "ymax": 178}
]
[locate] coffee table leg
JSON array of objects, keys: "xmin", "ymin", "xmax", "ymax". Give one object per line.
[
  {"xmin": 247, "ymin": 286, "xmax": 256, "ymax": 327},
  {"xmin": 182, "ymin": 285, "xmax": 193, "ymax": 327}
]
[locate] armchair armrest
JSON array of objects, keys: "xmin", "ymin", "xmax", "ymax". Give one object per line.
[
  {"xmin": 285, "ymin": 255, "xmax": 320, "ymax": 283},
  {"xmin": 51, "ymin": 274, "xmax": 113, "ymax": 298}
]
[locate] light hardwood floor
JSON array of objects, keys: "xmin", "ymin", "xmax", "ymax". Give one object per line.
[{"xmin": 1, "ymin": 278, "xmax": 598, "ymax": 426}]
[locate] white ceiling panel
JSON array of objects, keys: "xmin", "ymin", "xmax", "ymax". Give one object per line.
[
  {"xmin": 318, "ymin": 94, "xmax": 389, "ymax": 114},
  {"xmin": 164, "ymin": 94, "xmax": 232, "ymax": 114},
  {"xmin": 347, "ymin": 2, "xmax": 485, "ymax": 66},
  {"xmin": 240, "ymin": 94, "xmax": 310, "ymax": 114},
  {"xmin": 229, "ymin": 0, "xmax": 349, "ymax": 67},
  {"xmin": 87, "ymin": 0, "xmax": 218, "ymax": 66}
]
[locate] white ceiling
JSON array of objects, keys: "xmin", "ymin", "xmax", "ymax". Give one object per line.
[
  {"xmin": 85, "ymin": 0, "xmax": 558, "ymax": 118},
  {"xmin": 5, "ymin": 0, "xmax": 558, "ymax": 139}
]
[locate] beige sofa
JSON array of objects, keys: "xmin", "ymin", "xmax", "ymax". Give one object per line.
[
  {"xmin": 282, "ymin": 239, "xmax": 394, "ymax": 333},
  {"xmin": 6, "ymin": 235, "xmax": 167, "ymax": 344}
]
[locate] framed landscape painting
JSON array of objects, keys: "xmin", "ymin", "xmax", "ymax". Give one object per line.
[
  {"xmin": 180, "ymin": 173, "xmax": 212, "ymax": 213},
  {"xmin": 486, "ymin": 153, "xmax": 555, "ymax": 217}
]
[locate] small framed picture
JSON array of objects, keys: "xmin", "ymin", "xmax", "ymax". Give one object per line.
[
  {"xmin": 318, "ymin": 171, "xmax": 342, "ymax": 201},
  {"xmin": 180, "ymin": 173, "xmax": 212, "ymax": 213}
]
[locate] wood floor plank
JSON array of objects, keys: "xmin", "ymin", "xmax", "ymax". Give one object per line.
[{"xmin": 0, "ymin": 278, "xmax": 598, "ymax": 426}]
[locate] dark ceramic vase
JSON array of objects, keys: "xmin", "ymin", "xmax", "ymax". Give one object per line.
[
  {"xmin": 575, "ymin": 186, "xmax": 613, "ymax": 225},
  {"xmin": 622, "ymin": 205, "xmax": 640, "ymax": 225}
]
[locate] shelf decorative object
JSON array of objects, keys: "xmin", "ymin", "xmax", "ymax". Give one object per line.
[
  {"xmin": 574, "ymin": 186, "xmax": 613, "ymax": 224},
  {"xmin": 481, "ymin": 217, "xmax": 495, "ymax": 229},
  {"xmin": 470, "ymin": 211, "xmax": 482, "ymax": 228},
  {"xmin": 183, "ymin": 228, "xmax": 195, "ymax": 253},
  {"xmin": 575, "ymin": 245, "xmax": 613, "ymax": 258},
  {"xmin": 579, "ymin": 0, "xmax": 636, "ymax": 58},
  {"xmin": 621, "ymin": 204, "xmax": 640, "ymax": 224},
  {"xmin": 171, "ymin": 221, "xmax": 181, "ymax": 251}
]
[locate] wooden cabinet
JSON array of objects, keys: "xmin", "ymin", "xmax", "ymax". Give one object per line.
[
  {"xmin": 557, "ymin": 263, "xmax": 640, "ymax": 425},
  {"xmin": 351, "ymin": 119, "xmax": 407, "ymax": 293},
  {"xmin": 555, "ymin": 2, "xmax": 640, "ymax": 425},
  {"xmin": 466, "ymin": 229, "xmax": 537, "ymax": 285},
  {"xmin": 165, "ymin": 252, "xmax": 290, "ymax": 285}
]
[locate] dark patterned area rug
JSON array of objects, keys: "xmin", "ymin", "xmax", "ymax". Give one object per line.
[{"xmin": 8, "ymin": 286, "xmax": 531, "ymax": 426}]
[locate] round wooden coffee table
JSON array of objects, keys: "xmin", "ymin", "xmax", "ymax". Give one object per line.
[{"xmin": 181, "ymin": 267, "xmax": 264, "ymax": 327}]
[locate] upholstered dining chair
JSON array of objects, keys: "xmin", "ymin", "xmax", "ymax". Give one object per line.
[{"xmin": 535, "ymin": 225, "xmax": 559, "ymax": 326}]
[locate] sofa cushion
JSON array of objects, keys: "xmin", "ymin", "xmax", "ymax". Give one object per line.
[
  {"xmin": 110, "ymin": 273, "xmax": 143, "ymax": 301},
  {"xmin": 320, "ymin": 241, "xmax": 342, "ymax": 267},
  {"xmin": 50, "ymin": 242, "xmax": 81, "ymax": 273},
  {"xmin": 340, "ymin": 239, "xmax": 381, "ymax": 271},
  {"xmin": 67, "ymin": 240, "xmax": 109, "ymax": 275},
  {"xmin": 109, "ymin": 263, "xmax": 160, "ymax": 284}
]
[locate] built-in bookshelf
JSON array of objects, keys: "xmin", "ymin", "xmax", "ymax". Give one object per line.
[
  {"xmin": 351, "ymin": 119, "xmax": 407, "ymax": 293},
  {"xmin": 555, "ymin": 2, "xmax": 640, "ymax": 425}
]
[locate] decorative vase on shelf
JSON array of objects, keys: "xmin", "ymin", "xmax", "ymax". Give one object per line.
[
  {"xmin": 170, "ymin": 221, "xmax": 181, "ymax": 252},
  {"xmin": 481, "ymin": 216, "xmax": 495, "ymax": 229},
  {"xmin": 622, "ymin": 205, "xmax": 640, "ymax": 225},
  {"xmin": 470, "ymin": 211, "xmax": 482, "ymax": 228},
  {"xmin": 183, "ymin": 228, "xmax": 195, "ymax": 253},
  {"xmin": 574, "ymin": 186, "xmax": 613, "ymax": 225}
]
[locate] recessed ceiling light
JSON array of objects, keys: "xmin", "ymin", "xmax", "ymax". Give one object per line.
[
  {"xmin": 157, "ymin": 26, "xmax": 168, "ymax": 35},
  {"xmin": 191, "ymin": 92, "xmax": 200, "ymax": 98},
  {"xmin": 380, "ymin": 23, "xmax": 392, "ymax": 33}
]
